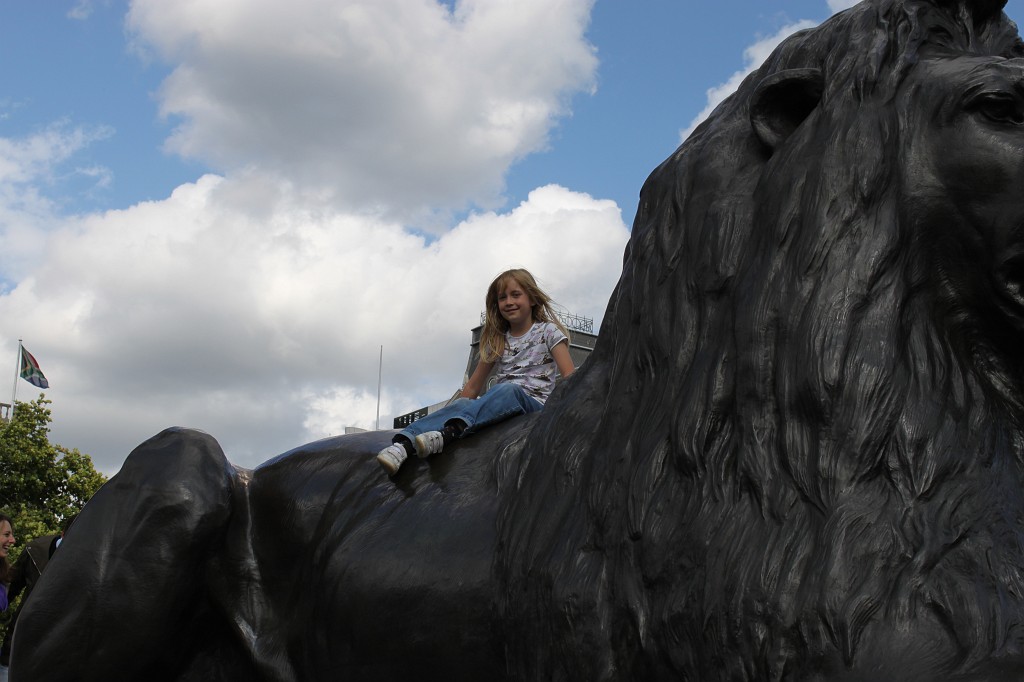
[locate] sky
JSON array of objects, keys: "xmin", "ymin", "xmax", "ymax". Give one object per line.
[{"xmin": 2, "ymin": 0, "xmax": 1022, "ymax": 476}]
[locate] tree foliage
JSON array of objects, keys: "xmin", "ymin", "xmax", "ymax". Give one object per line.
[{"xmin": 0, "ymin": 395, "xmax": 107, "ymax": 640}]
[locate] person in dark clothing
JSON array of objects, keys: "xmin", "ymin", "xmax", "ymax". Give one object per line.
[
  {"xmin": 0, "ymin": 515, "xmax": 14, "ymax": 613},
  {"xmin": 0, "ymin": 515, "xmax": 75, "ymax": 666}
]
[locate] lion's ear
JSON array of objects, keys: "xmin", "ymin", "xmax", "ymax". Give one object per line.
[
  {"xmin": 940, "ymin": 0, "xmax": 1007, "ymax": 25},
  {"xmin": 749, "ymin": 68, "xmax": 824, "ymax": 151}
]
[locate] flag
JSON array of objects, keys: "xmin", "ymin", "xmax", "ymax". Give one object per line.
[{"xmin": 20, "ymin": 346, "xmax": 49, "ymax": 389}]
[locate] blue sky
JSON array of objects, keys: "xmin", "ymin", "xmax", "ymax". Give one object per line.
[
  {"xmin": 2, "ymin": 0, "xmax": 1021, "ymax": 474},
  {"xmin": 3, "ymin": 1, "xmax": 851, "ymax": 222},
  {"xmin": 2, "ymin": 3, "xmax": 186, "ymax": 215}
]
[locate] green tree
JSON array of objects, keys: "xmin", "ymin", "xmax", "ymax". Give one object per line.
[{"xmin": 0, "ymin": 395, "xmax": 107, "ymax": 643}]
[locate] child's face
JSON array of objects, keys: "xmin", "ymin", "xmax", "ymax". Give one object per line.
[{"xmin": 497, "ymin": 278, "xmax": 535, "ymax": 330}]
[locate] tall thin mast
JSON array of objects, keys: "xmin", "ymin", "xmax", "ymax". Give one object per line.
[
  {"xmin": 376, "ymin": 345, "xmax": 383, "ymax": 430},
  {"xmin": 9, "ymin": 339, "xmax": 23, "ymax": 418}
]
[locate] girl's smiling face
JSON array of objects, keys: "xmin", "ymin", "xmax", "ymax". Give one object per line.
[
  {"xmin": 497, "ymin": 277, "xmax": 536, "ymax": 333},
  {"xmin": 0, "ymin": 520, "xmax": 15, "ymax": 560}
]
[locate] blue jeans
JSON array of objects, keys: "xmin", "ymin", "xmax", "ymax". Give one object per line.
[{"xmin": 396, "ymin": 382, "xmax": 542, "ymax": 443}]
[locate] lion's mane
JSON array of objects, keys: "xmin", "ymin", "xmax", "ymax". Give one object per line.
[{"xmin": 496, "ymin": 1, "xmax": 1024, "ymax": 679}]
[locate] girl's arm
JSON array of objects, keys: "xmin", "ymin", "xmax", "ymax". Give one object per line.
[
  {"xmin": 552, "ymin": 339, "xmax": 575, "ymax": 378},
  {"xmin": 461, "ymin": 359, "xmax": 495, "ymax": 399}
]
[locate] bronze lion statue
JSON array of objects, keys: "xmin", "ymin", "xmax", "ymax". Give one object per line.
[{"xmin": 12, "ymin": 0, "xmax": 1024, "ymax": 679}]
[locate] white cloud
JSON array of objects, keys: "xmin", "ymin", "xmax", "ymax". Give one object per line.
[
  {"xmin": 677, "ymin": 1, "xmax": 863, "ymax": 143},
  {"xmin": 125, "ymin": 0, "xmax": 598, "ymax": 222},
  {"xmin": 0, "ymin": 121, "xmax": 111, "ymax": 185},
  {"xmin": 0, "ymin": 122, "xmax": 113, "ymax": 285},
  {"xmin": 0, "ymin": 0, "xmax": 619, "ymax": 475},
  {"xmin": 1, "ymin": 175, "xmax": 627, "ymax": 473},
  {"xmin": 679, "ymin": 20, "xmax": 817, "ymax": 143},
  {"xmin": 828, "ymin": 0, "xmax": 860, "ymax": 12},
  {"xmin": 68, "ymin": 1, "xmax": 100, "ymax": 21}
]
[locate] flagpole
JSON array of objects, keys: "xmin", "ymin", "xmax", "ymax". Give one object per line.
[
  {"xmin": 10, "ymin": 339, "xmax": 22, "ymax": 418},
  {"xmin": 375, "ymin": 345, "xmax": 382, "ymax": 430}
]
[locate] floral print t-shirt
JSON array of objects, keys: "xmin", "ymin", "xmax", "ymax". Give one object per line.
[{"xmin": 494, "ymin": 321, "xmax": 568, "ymax": 405}]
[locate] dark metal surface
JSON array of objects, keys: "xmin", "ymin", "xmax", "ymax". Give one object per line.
[{"xmin": 12, "ymin": 0, "xmax": 1024, "ymax": 679}]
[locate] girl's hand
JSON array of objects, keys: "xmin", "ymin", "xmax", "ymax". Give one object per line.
[{"xmin": 462, "ymin": 359, "xmax": 495, "ymax": 399}]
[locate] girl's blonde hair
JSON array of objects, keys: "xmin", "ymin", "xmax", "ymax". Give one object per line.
[{"xmin": 479, "ymin": 269, "xmax": 569, "ymax": 363}]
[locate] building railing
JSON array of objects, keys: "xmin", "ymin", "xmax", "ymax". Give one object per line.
[
  {"xmin": 556, "ymin": 312, "xmax": 594, "ymax": 334},
  {"xmin": 479, "ymin": 310, "xmax": 594, "ymax": 334}
]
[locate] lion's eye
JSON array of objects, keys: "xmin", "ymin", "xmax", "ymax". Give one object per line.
[{"xmin": 972, "ymin": 94, "xmax": 1024, "ymax": 124}]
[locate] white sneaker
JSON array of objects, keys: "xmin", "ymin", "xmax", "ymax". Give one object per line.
[
  {"xmin": 413, "ymin": 431, "xmax": 445, "ymax": 458},
  {"xmin": 376, "ymin": 443, "xmax": 407, "ymax": 475}
]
